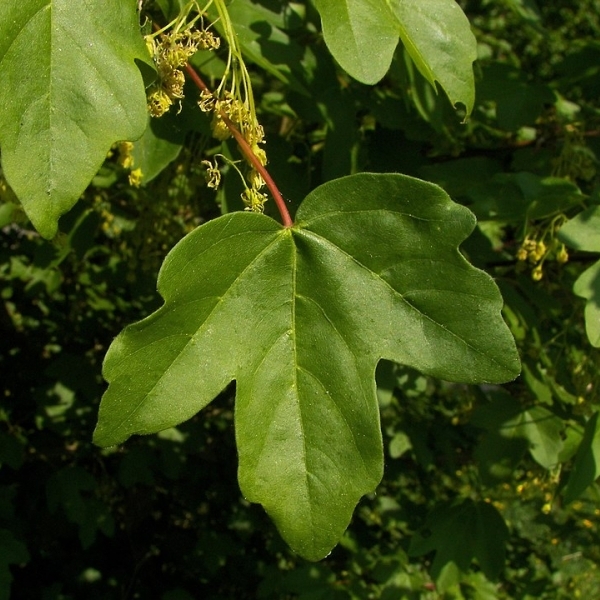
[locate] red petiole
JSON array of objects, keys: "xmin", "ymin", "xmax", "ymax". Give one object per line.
[{"xmin": 184, "ymin": 63, "xmax": 293, "ymax": 228}]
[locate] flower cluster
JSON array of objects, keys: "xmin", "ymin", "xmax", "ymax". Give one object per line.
[
  {"xmin": 516, "ymin": 219, "xmax": 569, "ymax": 281},
  {"xmin": 144, "ymin": 0, "xmax": 270, "ymax": 214},
  {"xmin": 117, "ymin": 141, "xmax": 144, "ymax": 187},
  {"xmin": 146, "ymin": 27, "xmax": 220, "ymax": 118},
  {"xmin": 198, "ymin": 89, "xmax": 268, "ymax": 212}
]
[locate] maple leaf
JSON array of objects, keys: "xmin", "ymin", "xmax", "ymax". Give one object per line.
[
  {"xmin": 94, "ymin": 173, "xmax": 519, "ymax": 560},
  {"xmin": 0, "ymin": 0, "xmax": 151, "ymax": 237}
]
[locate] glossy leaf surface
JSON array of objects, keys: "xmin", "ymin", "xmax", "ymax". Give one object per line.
[
  {"xmin": 313, "ymin": 0, "xmax": 476, "ymax": 113},
  {"xmin": 94, "ymin": 173, "xmax": 519, "ymax": 559},
  {"xmin": 0, "ymin": 0, "xmax": 151, "ymax": 238}
]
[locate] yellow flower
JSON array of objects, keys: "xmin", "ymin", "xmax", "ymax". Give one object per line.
[
  {"xmin": 247, "ymin": 169, "xmax": 264, "ymax": 190},
  {"xmin": 198, "ymin": 90, "xmax": 216, "ymax": 113},
  {"xmin": 201, "ymin": 160, "xmax": 221, "ymax": 189},
  {"xmin": 242, "ymin": 188, "xmax": 267, "ymax": 213},
  {"xmin": 556, "ymin": 245, "xmax": 569, "ymax": 264},
  {"xmin": 211, "ymin": 115, "xmax": 232, "ymax": 141},
  {"xmin": 128, "ymin": 168, "xmax": 143, "ymax": 188},
  {"xmin": 147, "ymin": 87, "xmax": 173, "ymax": 118},
  {"xmin": 162, "ymin": 67, "xmax": 186, "ymax": 99},
  {"xmin": 251, "ymin": 144, "xmax": 267, "ymax": 167},
  {"xmin": 117, "ymin": 142, "xmax": 134, "ymax": 169}
]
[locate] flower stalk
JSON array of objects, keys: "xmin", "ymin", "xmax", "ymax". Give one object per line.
[
  {"xmin": 184, "ymin": 65, "xmax": 292, "ymax": 227},
  {"xmin": 143, "ymin": 0, "xmax": 292, "ymax": 226}
]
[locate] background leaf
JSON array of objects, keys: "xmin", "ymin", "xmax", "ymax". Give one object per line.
[
  {"xmin": 408, "ymin": 499, "xmax": 509, "ymax": 583},
  {"xmin": 477, "ymin": 63, "xmax": 555, "ymax": 131},
  {"xmin": 312, "ymin": 0, "xmax": 399, "ymax": 85},
  {"xmin": 94, "ymin": 173, "xmax": 519, "ymax": 560},
  {"xmin": 0, "ymin": 0, "xmax": 152, "ymax": 238},
  {"xmin": 572, "ymin": 260, "xmax": 600, "ymax": 347},
  {"xmin": 472, "ymin": 392, "xmax": 564, "ymax": 480},
  {"xmin": 313, "ymin": 0, "xmax": 477, "ymax": 113},
  {"xmin": 563, "ymin": 411, "xmax": 600, "ymax": 503},
  {"xmin": 226, "ymin": 0, "xmax": 307, "ymax": 92},
  {"xmin": 559, "ymin": 207, "xmax": 600, "ymax": 346},
  {"xmin": 559, "ymin": 206, "xmax": 600, "ymax": 252},
  {"xmin": 0, "ymin": 529, "xmax": 29, "ymax": 600}
]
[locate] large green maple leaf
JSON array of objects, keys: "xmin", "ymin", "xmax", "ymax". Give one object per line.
[
  {"xmin": 0, "ymin": 0, "xmax": 151, "ymax": 238},
  {"xmin": 94, "ymin": 173, "xmax": 519, "ymax": 560}
]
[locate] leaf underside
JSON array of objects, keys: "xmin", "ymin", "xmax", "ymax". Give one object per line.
[
  {"xmin": 0, "ymin": 0, "xmax": 151, "ymax": 238},
  {"xmin": 94, "ymin": 173, "xmax": 520, "ymax": 560}
]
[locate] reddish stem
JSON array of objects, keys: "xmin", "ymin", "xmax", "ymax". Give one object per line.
[{"xmin": 184, "ymin": 63, "xmax": 293, "ymax": 228}]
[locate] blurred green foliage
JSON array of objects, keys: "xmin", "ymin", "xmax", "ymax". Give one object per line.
[{"xmin": 1, "ymin": 0, "xmax": 600, "ymax": 597}]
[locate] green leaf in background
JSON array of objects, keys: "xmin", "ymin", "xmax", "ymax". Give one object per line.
[
  {"xmin": 476, "ymin": 173, "xmax": 579, "ymax": 221},
  {"xmin": 156, "ymin": 0, "xmax": 188, "ymax": 21},
  {"xmin": 559, "ymin": 206, "xmax": 600, "ymax": 252},
  {"xmin": 94, "ymin": 173, "xmax": 519, "ymax": 560},
  {"xmin": 0, "ymin": 529, "xmax": 29, "ymax": 600},
  {"xmin": 226, "ymin": 0, "xmax": 307, "ymax": 93},
  {"xmin": 131, "ymin": 111, "xmax": 185, "ymax": 184},
  {"xmin": 408, "ymin": 499, "xmax": 509, "ymax": 584},
  {"xmin": 572, "ymin": 260, "xmax": 600, "ymax": 347},
  {"xmin": 313, "ymin": 0, "xmax": 477, "ymax": 114},
  {"xmin": 562, "ymin": 411, "xmax": 600, "ymax": 503},
  {"xmin": 559, "ymin": 206, "xmax": 600, "ymax": 347},
  {"xmin": 0, "ymin": 0, "xmax": 152, "ymax": 238},
  {"xmin": 520, "ymin": 406, "xmax": 564, "ymax": 468},
  {"xmin": 477, "ymin": 63, "xmax": 555, "ymax": 131},
  {"xmin": 472, "ymin": 392, "xmax": 563, "ymax": 483}
]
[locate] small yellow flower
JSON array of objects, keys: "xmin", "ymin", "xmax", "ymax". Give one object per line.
[
  {"xmin": 532, "ymin": 265, "xmax": 543, "ymax": 281},
  {"xmin": 242, "ymin": 188, "xmax": 267, "ymax": 213},
  {"xmin": 247, "ymin": 169, "xmax": 265, "ymax": 190},
  {"xmin": 211, "ymin": 115, "xmax": 232, "ymax": 141},
  {"xmin": 198, "ymin": 90, "xmax": 216, "ymax": 113},
  {"xmin": 196, "ymin": 29, "xmax": 220, "ymax": 50},
  {"xmin": 117, "ymin": 142, "xmax": 134, "ymax": 169},
  {"xmin": 556, "ymin": 245, "xmax": 569, "ymax": 264},
  {"xmin": 128, "ymin": 168, "xmax": 143, "ymax": 187},
  {"xmin": 147, "ymin": 87, "xmax": 173, "ymax": 118},
  {"xmin": 201, "ymin": 160, "xmax": 221, "ymax": 189},
  {"xmin": 251, "ymin": 144, "xmax": 267, "ymax": 167},
  {"xmin": 533, "ymin": 240, "xmax": 547, "ymax": 261},
  {"xmin": 162, "ymin": 67, "xmax": 186, "ymax": 99}
]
